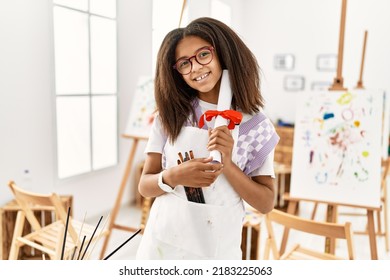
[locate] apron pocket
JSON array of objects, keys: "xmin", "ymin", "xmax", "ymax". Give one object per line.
[{"xmin": 152, "ymin": 193, "xmax": 244, "ymax": 258}]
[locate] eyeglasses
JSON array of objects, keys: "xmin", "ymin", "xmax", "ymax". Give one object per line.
[{"xmin": 173, "ymin": 46, "xmax": 215, "ymax": 75}]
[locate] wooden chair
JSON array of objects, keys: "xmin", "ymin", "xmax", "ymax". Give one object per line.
[
  {"xmin": 8, "ymin": 181, "xmax": 108, "ymax": 260},
  {"xmin": 264, "ymin": 209, "xmax": 355, "ymax": 260}
]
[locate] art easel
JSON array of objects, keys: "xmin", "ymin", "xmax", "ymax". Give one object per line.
[
  {"xmin": 99, "ymin": 134, "xmax": 147, "ymax": 259},
  {"xmin": 355, "ymin": 30, "xmax": 368, "ymax": 89},
  {"xmin": 314, "ymin": 24, "xmax": 389, "ymax": 253},
  {"xmin": 282, "ymin": 194, "xmax": 380, "ymax": 260},
  {"xmin": 328, "ymin": 0, "xmax": 348, "ymax": 91},
  {"xmin": 286, "ymin": 0, "xmax": 385, "ymax": 260},
  {"xmin": 178, "ymin": 0, "xmax": 187, "ymax": 28}
]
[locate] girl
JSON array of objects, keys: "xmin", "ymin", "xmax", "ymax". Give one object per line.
[{"xmin": 136, "ymin": 17, "xmax": 279, "ymax": 259}]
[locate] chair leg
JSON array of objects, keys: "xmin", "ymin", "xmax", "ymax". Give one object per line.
[
  {"xmin": 8, "ymin": 211, "xmax": 26, "ymax": 260},
  {"xmin": 54, "ymin": 223, "xmax": 65, "ymax": 260},
  {"xmin": 250, "ymin": 224, "xmax": 260, "ymax": 260},
  {"xmin": 241, "ymin": 224, "xmax": 248, "ymax": 260},
  {"xmin": 264, "ymin": 217, "xmax": 281, "ymax": 260},
  {"xmin": 263, "ymin": 238, "xmax": 271, "ymax": 260}
]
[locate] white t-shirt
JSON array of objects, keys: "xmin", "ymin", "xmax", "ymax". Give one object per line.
[{"xmin": 145, "ymin": 99, "xmax": 275, "ymax": 178}]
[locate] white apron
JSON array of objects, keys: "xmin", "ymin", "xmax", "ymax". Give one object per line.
[{"xmin": 136, "ymin": 126, "xmax": 245, "ymax": 260}]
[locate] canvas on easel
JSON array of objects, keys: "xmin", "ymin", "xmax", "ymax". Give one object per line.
[
  {"xmin": 290, "ymin": 90, "xmax": 384, "ymax": 209},
  {"xmin": 124, "ymin": 76, "xmax": 155, "ymax": 138},
  {"xmin": 282, "ymin": 0, "xmax": 385, "ymax": 260}
]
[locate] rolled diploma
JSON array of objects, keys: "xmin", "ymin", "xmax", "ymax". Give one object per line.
[{"xmin": 210, "ymin": 69, "xmax": 232, "ymax": 163}]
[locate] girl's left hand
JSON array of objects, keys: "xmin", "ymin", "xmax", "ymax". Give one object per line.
[{"xmin": 207, "ymin": 125, "xmax": 234, "ymax": 166}]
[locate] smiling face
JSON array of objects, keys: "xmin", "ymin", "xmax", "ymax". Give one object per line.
[{"xmin": 175, "ymin": 36, "xmax": 223, "ymax": 104}]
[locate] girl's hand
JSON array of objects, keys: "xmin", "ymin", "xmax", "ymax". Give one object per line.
[
  {"xmin": 167, "ymin": 157, "xmax": 223, "ymax": 188},
  {"xmin": 207, "ymin": 126, "xmax": 234, "ymax": 166}
]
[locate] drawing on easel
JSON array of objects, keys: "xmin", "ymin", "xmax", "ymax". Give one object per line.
[
  {"xmin": 290, "ymin": 90, "xmax": 384, "ymax": 208},
  {"xmin": 124, "ymin": 76, "xmax": 156, "ymax": 138}
]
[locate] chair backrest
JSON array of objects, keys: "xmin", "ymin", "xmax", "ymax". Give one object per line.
[
  {"xmin": 8, "ymin": 181, "xmax": 80, "ymax": 244},
  {"xmin": 264, "ymin": 209, "xmax": 355, "ymax": 260}
]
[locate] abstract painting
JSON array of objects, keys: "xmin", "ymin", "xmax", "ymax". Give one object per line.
[
  {"xmin": 290, "ymin": 90, "xmax": 384, "ymax": 208},
  {"xmin": 124, "ymin": 76, "xmax": 156, "ymax": 138}
]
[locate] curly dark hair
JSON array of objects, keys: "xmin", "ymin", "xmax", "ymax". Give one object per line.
[{"xmin": 155, "ymin": 17, "xmax": 264, "ymax": 143}]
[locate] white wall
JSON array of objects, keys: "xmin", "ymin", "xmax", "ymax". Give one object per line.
[
  {"xmin": 241, "ymin": 0, "xmax": 390, "ymax": 124},
  {"xmin": 187, "ymin": 0, "xmax": 243, "ymax": 31},
  {"xmin": 0, "ymin": 0, "xmax": 152, "ymax": 219},
  {"xmin": 0, "ymin": 0, "xmax": 57, "ymax": 202}
]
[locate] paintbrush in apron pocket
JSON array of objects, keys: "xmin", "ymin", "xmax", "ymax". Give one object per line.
[{"xmin": 177, "ymin": 151, "xmax": 205, "ymax": 203}]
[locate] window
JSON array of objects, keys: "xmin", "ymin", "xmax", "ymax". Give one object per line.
[{"xmin": 53, "ymin": 0, "xmax": 117, "ymax": 179}]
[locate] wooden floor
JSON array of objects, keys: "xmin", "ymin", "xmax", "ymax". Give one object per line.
[{"xmin": 87, "ymin": 204, "xmax": 143, "ymax": 260}]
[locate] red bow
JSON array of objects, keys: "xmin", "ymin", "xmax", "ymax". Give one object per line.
[{"xmin": 198, "ymin": 110, "xmax": 243, "ymax": 130}]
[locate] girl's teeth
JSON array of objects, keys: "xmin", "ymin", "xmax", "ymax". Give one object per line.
[{"xmin": 196, "ymin": 73, "xmax": 208, "ymax": 81}]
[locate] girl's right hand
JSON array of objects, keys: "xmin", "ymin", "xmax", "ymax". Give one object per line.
[{"xmin": 165, "ymin": 157, "xmax": 223, "ymax": 188}]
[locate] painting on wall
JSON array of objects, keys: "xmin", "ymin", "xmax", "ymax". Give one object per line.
[
  {"xmin": 284, "ymin": 75, "xmax": 305, "ymax": 91},
  {"xmin": 124, "ymin": 76, "xmax": 156, "ymax": 139},
  {"xmin": 311, "ymin": 81, "xmax": 332, "ymax": 91},
  {"xmin": 316, "ymin": 54, "xmax": 337, "ymax": 71},
  {"xmin": 290, "ymin": 90, "xmax": 384, "ymax": 208},
  {"xmin": 274, "ymin": 54, "xmax": 295, "ymax": 71}
]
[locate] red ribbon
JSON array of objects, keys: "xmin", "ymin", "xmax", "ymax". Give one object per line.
[{"xmin": 198, "ymin": 110, "xmax": 243, "ymax": 130}]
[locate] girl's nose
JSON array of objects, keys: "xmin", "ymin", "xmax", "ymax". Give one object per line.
[{"xmin": 190, "ymin": 58, "xmax": 203, "ymax": 72}]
